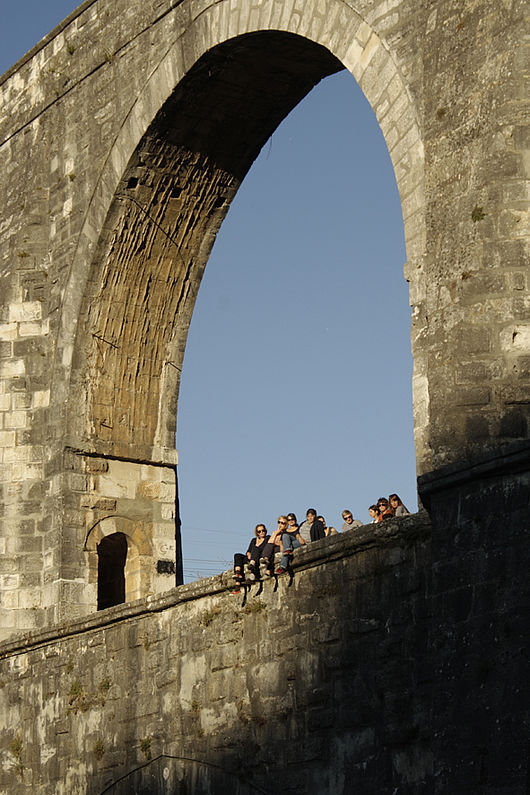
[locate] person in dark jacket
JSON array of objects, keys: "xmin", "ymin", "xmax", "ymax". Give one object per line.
[
  {"xmin": 298, "ymin": 508, "xmax": 326, "ymax": 544},
  {"xmin": 231, "ymin": 524, "xmax": 269, "ymax": 594}
]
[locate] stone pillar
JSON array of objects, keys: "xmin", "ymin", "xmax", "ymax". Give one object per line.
[
  {"xmin": 420, "ymin": 1, "xmax": 528, "ymax": 470},
  {"xmin": 419, "ymin": 441, "xmax": 530, "ymax": 792}
]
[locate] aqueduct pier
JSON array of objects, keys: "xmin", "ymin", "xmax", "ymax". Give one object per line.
[{"xmin": 0, "ymin": 0, "xmax": 528, "ymax": 791}]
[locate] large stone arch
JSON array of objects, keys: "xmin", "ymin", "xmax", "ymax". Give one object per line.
[
  {"xmin": 0, "ymin": 4, "xmax": 529, "ymax": 791},
  {"xmin": 0, "ymin": 0, "xmax": 527, "ymax": 640},
  {"xmin": 55, "ymin": 1, "xmax": 424, "ymax": 465},
  {"xmin": 42, "ymin": 0, "xmax": 426, "ymax": 624}
]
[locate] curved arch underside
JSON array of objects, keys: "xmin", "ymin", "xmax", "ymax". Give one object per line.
[{"xmin": 71, "ymin": 33, "xmax": 343, "ymax": 460}]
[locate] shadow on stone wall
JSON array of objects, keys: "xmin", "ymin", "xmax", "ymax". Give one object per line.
[
  {"xmin": 74, "ymin": 514, "xmax": 434, "ymax": 795},
  {"xmin": 99, "ymin": 753, "xmax": 269, "ymax": 794}
]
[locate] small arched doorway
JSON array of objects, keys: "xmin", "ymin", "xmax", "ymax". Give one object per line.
[{"xmin": 97, "ymin": 532, "xmax": 128, "ymax": 610}]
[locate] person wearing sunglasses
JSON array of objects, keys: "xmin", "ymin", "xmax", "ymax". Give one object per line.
[
  {"xmin": 341, "ymin": 510, "xmax": 362, "ymax": 532},
  {"xmin": 258, "ymin": 517, "xmax": 287, "ymax": 576},
  {"xmin": 275, "ymin": 514, "xmax": 305, "ymax": 574},
  {"xmin": 231, "ymin": 523, "xmax": 270, "ymax": 594},
  {"xmin": 376, "ymin": 498, "xmax": 392, "ymax": 521}
]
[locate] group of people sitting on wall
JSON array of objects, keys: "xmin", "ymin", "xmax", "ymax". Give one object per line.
[{"xmin": 231, "ymin": 495, "xmax": 409, "ymax": 594}]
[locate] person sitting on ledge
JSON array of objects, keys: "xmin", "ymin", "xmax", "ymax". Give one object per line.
[
  {"xmin": 368, "ymin": 505, "xmax": 379, "ymax": 523},
  {"xmin": 275, "ymin": 515, "xmax": 305, "ymax": 575},
  {"xmin": 298, "ymin": 508, "xmax": 326, "ymax": 544},
  {"xmin": 231, "ymin": 523, "xmax": 269, "ymax": 594},
  {"xmin": 389, "ymin": 493, "xmax": 409, "ymax": 516},
  {"xmin": 318, "ymin": 516, "xmax": 338, "ymax": 536},
  {"xmin": 341, "ymin": 509, "xmax": 362, "ymax": 532},
  {"xmin": 258, "ymin": 517, "xmax": 285, "ymax": 576},
  {"xmin": 376, "ymin": 498, "xmax": 392, "ymax": 521},
  {"xmin": 286, "ymin": 512, "xmax": 299, "ymax": 532}
]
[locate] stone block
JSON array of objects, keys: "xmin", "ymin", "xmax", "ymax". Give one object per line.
[
  {"xmin": 452, "ymin": 387, "xmax": 491, "ymax": 407},
  {"xmin": 0, "ymin": 341, "xmax": 11, "ymax": 359},
  {"xmin": 512, "ymin": 355, "xmax": 530, "ymax": 378},
  {"xmin": 0, "ymin": 430, "xmax": 15, "ymax": 447},
  {"xmin": 84, "ymin": 458, "xmax": 109, "ymax": 474},
  {"xmin": 0, "ymin": 574, "xmax": 20, "ymax": 589},
  {"xmin": 161, "ymin": 504, "xmax": 175, "ymax": 520},
  {"xmin": 8, "ymin": 411, "xmax": 28, "ymax": 429},
  {"xmin": 500, "ymin": 323, "xmax": 530, "ymax": 353},
  {"xmin": 510, "ymin": 272, "xmax": 526, "ymax": 291},
  {"xmin": 8, "ymin": 302, "xmax": 42, "ymax": 322},
  {"xmin": 0, "ymin": 359, "xmax": 25, "ymax": 378},
  {"xmin": 450, "ymin": 325, "xmax": 492, "ymax": 355},
  {"xmin": 0, "ymin": 323, "xmax": 18, "ymax": 340},
  {"xmin": 33, "ymin": 389, "xmax": 50, "ymax": 408},
  {"xmin": 11, "ymin": 462, "xmax": 43, "ymax": 481},
  {"xmin": 136, "ymin": 480, "xmax": 160, "ymax": 500},
  {"xmin": 1, "ymin": 590, "xmax": 19, "ymax": 608},
  {"xmin": 11, "ymin": 392, "xmax": 32, "ymax": 410}
]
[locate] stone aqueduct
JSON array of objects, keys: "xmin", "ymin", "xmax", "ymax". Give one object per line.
[{"xmin": 0, "ymin": 0, "xmax": 528, "ymax": 792}]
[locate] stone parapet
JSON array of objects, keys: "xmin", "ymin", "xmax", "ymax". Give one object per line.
[{"xmin": 0, "ymin": 514, "xmax": 432, "ymax": 793}]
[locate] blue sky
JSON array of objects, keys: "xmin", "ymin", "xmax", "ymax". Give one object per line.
[{"xmin": 2, "ymin": 3, "xmax": 417, "ymax": 582}]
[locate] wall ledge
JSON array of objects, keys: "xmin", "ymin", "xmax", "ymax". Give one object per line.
[
  {"xmin": 418, "ymin": 440, "xmax": 530, "ymax": 501},
  {"xmin": 0, "ymin": 511, "xmax": 431, "ymax": 658}
]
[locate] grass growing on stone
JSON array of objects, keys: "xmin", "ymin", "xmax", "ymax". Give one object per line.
[
  {"xmin": 9, "ymin": 734, "xmax": 23, "ymax": 778},
  {"xmin": 93, "ymin": 739, "xmax": 105, "ymax": 761},
  {"xmin": 98, "ymin": 677, "xmax": 112, "ymax": 706},
  {"xmin": 140, "ymin": 737, "xmax": 152, "ymax": 760},
  {"xmin": 67, "ymin": 679, "xmax": 91, "ymax": 714},
  {"xmin": 201, "ymin": 607, "xmax": 222, "ymax": 626},
  {"xmin": 243, "ymin": 600, "xmax": 266, "ymax": 615}
]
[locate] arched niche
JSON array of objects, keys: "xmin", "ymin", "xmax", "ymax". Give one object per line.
[
  {"xmin": 97, "ymin": 532, "xmax": 127, "ymax": 610},
  {"xmin": 85, "ymin": 516, "xmax": 147, "ymax": 607}
]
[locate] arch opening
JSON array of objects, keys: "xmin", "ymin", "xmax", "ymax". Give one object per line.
[
  {"xmin": 68, "ymin": 32, "xmax": 343, "ymax": 460},
  {"xmin": 64, "ymin": 25, "xmax": 423, "ymax": 608},
  {"xmin": 97, "ymin": 532, "xmax": 128, "ymax": 610},
  {"xmin": 176, "ymin": 69, "xmax": 416, "ymax": 580}
]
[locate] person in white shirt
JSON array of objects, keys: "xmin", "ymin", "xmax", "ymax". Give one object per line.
[{"xmin": 341, "ymin": 509, "xmax": 362, "ymax": 532}]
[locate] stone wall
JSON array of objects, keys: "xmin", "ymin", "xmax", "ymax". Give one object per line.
[
  {"xmin": 419, "ymin": 442, "xmax": 530, "ymax": 793},
  {"xmin": 0, "ymin": 515, "xmax": 432, "ymax": 794},
  {"xmin": 1, "ymin": 0, "xmax": 526, "ymax": 635},
  {"xmin": 0, "ymin": 6, "xmax": 528, "ymax": 791}
]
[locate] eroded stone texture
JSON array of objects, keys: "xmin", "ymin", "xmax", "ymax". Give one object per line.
[
  {"xmin": 419, "ymin": 443, "xmax": 530, "ymax": 793},
  {"xmin": 0, "ymin": 12, "xmax": 527, "ymax": 787},
  {"xmin": 0, "ymin": 0, "xmax": 424, "ymax": 636},
  {"xmin": 0, "ymin": 517, "xmax": 433, "ymax": 794}
]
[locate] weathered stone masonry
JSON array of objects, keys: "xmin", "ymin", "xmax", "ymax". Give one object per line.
[
  {"xmin": 0, "ymin": 0, "xmax": 528, "ymax": 791},
  {"xmin": 0, "ymin": 0, "xmax": 527, "ymax": 636},
  {"xmin": 0, "ymin": 517, "xmax": 433, "ymax": 794}
]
